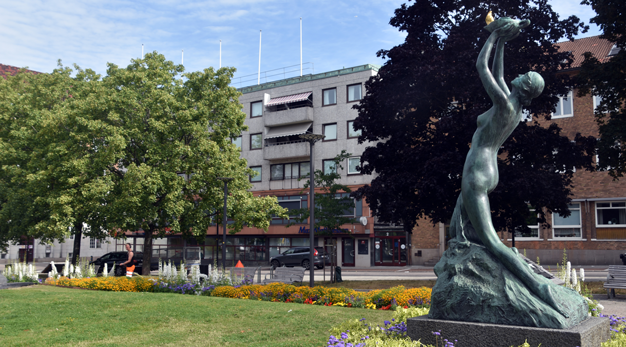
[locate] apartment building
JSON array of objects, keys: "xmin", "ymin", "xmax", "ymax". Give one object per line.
[{"xmin": 224, "ymin": 64, "xmax": 399, "ymax": 268}]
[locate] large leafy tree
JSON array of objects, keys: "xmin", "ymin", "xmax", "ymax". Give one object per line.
[
  {"xmin": 0, "ymin": 65, "xmax": 122, "ymax": 262},
  {"xmin": 352, "ymin": 0, "xmax": 597, "ymax": 234},
  {"xmin": 577, "ymin": 0, "xmax": 626, "ymax": 178},
  {"xmin": 100, "ymin": 52, "xmax": 286, "ymax": 274}
]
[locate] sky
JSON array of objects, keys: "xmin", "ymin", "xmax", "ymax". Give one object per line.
[{"xmin": 0, "ymin": 0, "xmax": 601, "ymax": 88}]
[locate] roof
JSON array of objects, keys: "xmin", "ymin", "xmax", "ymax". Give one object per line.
[
  {"xmin": 0, "ymin": 64, "xmax": 41, "ymax": 78},
  {"xmin": 238, "ymin": 64, "xmax": 380, "ymax": 94},
  {"xmin": 556, "ymin": 35, "xmax": 615, "ymax": 69}
]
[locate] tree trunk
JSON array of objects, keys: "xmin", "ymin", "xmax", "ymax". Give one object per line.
[
  {"xmin": 72, "ymin": 222, "xmax": 83, "ymax": 265},
  {"xmin": 142, "ymin": 225, "xmax": 154, "ymax": 275}
]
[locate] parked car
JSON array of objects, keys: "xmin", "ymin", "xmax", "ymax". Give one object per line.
[
  {"xmin": 269, "ymin": 247, "xmax": 326, "ymax": 270},
  {"xmin": 90, "ymin": 251, "xmax": 157, "ymax": 276}
]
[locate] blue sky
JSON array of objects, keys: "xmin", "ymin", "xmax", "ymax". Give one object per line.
[{"xmin": 0, "ymin": 0, "xmax": 600, "ymax": 88}]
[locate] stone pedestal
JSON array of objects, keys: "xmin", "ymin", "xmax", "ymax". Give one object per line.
[
  {"xmin": 407, "ymin": 315, "xmax": 610, "ymax": 347},
  {"xmin": 430, "ymin": 241, "xmax": 589, "ymax": 329},
  {"xmin": 0, "ymin": 273, "xmax": 7, "ymax": 289}
]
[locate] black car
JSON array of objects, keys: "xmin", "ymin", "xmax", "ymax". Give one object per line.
[
  {"xmin": 90, "ymin": 251, "xmax": 146, "ymax": 276},
  {"xmin": 270, "ymin": 247, "xmax": 326, "ymax": 270}
]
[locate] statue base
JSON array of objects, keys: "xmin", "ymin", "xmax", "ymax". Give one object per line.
[
  {"xmin": 407, "ymin": 315, "xmax": 609, "ymax": 347},
  {"xmin": 429, "ymin": 241, "xmax": 589, "ymax": 328}
]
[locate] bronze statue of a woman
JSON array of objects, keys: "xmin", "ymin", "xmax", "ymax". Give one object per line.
[{"xmin": 446, "ymin": 17, "xmax": 575, "ymax": 317}]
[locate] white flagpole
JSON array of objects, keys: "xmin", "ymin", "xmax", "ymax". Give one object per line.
[
  {"xmin": 182, "ymin": 49, "xmax": 184, "ymax": 65},
  {"xmin": 300, "ymin": 17, "xmax": 302, "ymax": 77},
  {"xmin": 219, "ymin": 40, "xmax": 222, "ymax": 68},
  {"xmin": 142, "ymin": 44, "xmax": 144, "ymax": 59},
  {"xmin": 258, "ymin": 30, "xmax": 262, "ymax": 85}
]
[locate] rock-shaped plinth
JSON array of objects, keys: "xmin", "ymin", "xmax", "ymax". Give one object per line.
[{"xmin": 429, "ymin": 241, "xmax": 588, "ymax": 329}]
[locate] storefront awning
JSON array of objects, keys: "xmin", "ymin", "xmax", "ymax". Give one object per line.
[
  {"xmin": 265, "ymin": 122, "xmax": 312, "ymax": 139},
  {"xmin": 266, "ymin": 92, "xmax": 312, "ymax": 107}
]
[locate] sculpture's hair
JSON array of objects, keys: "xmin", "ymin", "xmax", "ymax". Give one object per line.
[{"xmin": 512, "ymin": 71, "xmax": 544, "ymax": 99}]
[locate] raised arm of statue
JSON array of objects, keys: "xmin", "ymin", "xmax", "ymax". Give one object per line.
[
  {"xmin": 491, "ymin": 39, "xmax": 510, "ymax": 96},
  {"xmin": 476, "ymin": 31, "xmax": 508, "ymax": 107}
]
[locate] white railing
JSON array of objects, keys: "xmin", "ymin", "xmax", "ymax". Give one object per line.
[{"xmin": 232, "ymin": 63, "xmax": 314, "ymax": 89}]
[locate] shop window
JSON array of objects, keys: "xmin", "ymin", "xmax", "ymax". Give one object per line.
[{"xmin": 553, "ymin": 203, "xmax": 582, "ymax": 238}]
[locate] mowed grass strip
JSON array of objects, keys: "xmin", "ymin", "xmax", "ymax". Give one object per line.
[{"xmin": 0, "ymin": 285, "xmax": 391, "ymax": 347}]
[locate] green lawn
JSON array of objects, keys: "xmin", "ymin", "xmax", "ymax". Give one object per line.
[{"xmin": 0, "ymin": 285, "xmax": 391, "ymax": 347}]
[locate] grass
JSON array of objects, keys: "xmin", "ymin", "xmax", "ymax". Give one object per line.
[{"xmin": 0, "ymin": 285, "xmax": 391, "ymax": 347}]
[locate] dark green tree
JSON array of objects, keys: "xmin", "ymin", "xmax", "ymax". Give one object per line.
[
  {"xmin": 577, "ymin": 0, "xmax": 626, "ymax": 178},
  {"xmin": 352, "ymin": 0, "xmax": 597, "ymax": 235}
]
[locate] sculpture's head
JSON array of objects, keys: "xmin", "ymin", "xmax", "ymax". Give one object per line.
[{"xmin": 512, "ymin": 71, "xmax": 544, "ymax": 105}]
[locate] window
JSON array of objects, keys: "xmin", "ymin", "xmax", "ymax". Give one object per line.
[
  {"xmin": 347, "ymin": 121, "xmax": 361, "ymax": 138},
  {"xmin": 553, "ymin": 203, "xmax": 582, "ymax": 238},
  {"xmin": 251, "ymin": 101, "xmax": 263, "ymax": 118},
  {"xmin": 552, "ymin": 91, "xmax": 573, "ymax": 118},
  {"xmin": 231, "ymin": 136, "xmax": 242, "ymax": 148},
  {"xmin": 323, "ymin": 88, "xmax": 337, "ymax": 106},
  {"xmin": 323, "ymin": 123, "xmax": 337, "ymax": 141},
  {"xmin": 269, "ymin": 162, "xmax": 309, "ymax": 180},
  {"xmin": 271, "ymin": 195, "xmax": 308, "ymax": 225},
  {"xmin": 347, "ymin": 84, "xmax": 362, "ymax": 102},
  {"xmin": 348, "ymin": 157, "xmax": 361, "ymax": 175},
  {"xmin": 1, "ymin": 253, "xmax": 5, "ymax": 259},
  {"xmin": 514, "ymin": 207, "xmax": 539, "ymax": 238},
  {"xmin": 250, "ymin": 133, "xmax": 262, "ymax": 150},
  {"xmin": 250, "ymin": 166, "xmax": 262, "ymax": 182},
  {"xmin": 90, "ymin": 238, "xmax": 102, "ymax": 249},
  {"xmin": 323, "ymin": 159, "xmax": 338, "ymax": 175},
  {"xmin": 596, "ymin": 202, "xmax": 626, "ymax": 226}
]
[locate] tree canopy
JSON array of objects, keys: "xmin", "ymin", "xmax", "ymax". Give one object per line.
[
  {"xmin": 577, "ymin": 0, "xmax": 626, "ymax": 178},
  {"xmin": 352, "ymin": 0, "xmax": 597, "ymax": 234},
  {"xmin": 0, "ymin": 64, "xmax": 121, "ymax": 259},
  {"xmin": 0, "ymin": 53, "xmax": 287, "ymax": 269}
]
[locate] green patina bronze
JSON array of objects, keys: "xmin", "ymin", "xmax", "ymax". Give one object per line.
[{"xmin": 429, "ymin": 17, "xmax": 589, "ymax": 329}]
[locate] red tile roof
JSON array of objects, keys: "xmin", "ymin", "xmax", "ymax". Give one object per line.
[
  {"xmin": 556, "ymin": 35, "xmax": 615, "ymax": 69},
  {"xmin": 0, "ymin": 63, "xmax": 40, "ymax": 78}
]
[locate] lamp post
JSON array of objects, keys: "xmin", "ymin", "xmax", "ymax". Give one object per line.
[
  {"xmin": 217, "ymin": 177, "xmax": 234, "ymax": 272},
  {"xmin": 299, "ymin": 133, "xmax": 325, "ymax": 287}
]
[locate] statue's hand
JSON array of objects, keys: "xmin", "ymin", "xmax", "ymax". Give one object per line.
[{"xmin": 494, "ymin": 23, "xmax": 519, "ymax": 41}]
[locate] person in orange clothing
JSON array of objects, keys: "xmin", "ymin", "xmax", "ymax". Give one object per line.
[{"xmin": 119, "ymin": 243, "xmax": 137, "ymax": 277}]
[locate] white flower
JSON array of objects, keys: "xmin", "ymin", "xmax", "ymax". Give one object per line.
[
  {"xmin": 580, "ymin": 268, "xmax": 585, "ymax": 282},
  {"xmin": 566, "ymin": 262, "xmax": 571, "ymax": 287},
  {"xmin": 103, "ymin": 263, "xmax": 108, "ymax": 277},
  {"xmin": 571, "ymin": 269, "xmax": 577, "ymax": 286}
]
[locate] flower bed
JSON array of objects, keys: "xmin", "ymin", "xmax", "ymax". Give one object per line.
[
  {"xmin": 46, "ymin": 276, "xmax": 155, "ymax": 292},
  {"xmin": 46, "ymin": 275, "xmax": 431, "ymax": 310}
]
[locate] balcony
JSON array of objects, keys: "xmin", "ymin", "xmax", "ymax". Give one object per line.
[
  {"xmin": 264, "ymin": 106, "xmax": 314, "ymax": 127},
  {"xmin": 263, "ymin": 140, "xmax": 310, "ymax": 160}
]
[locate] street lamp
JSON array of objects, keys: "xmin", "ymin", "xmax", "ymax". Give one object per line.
[
  {"xmin": 299, "ymin": 133, "xmax": 325, "ymax": 287},
  {"xmin": 217, "ymin": 177, "xmax": 234, "ymax": 272}
]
